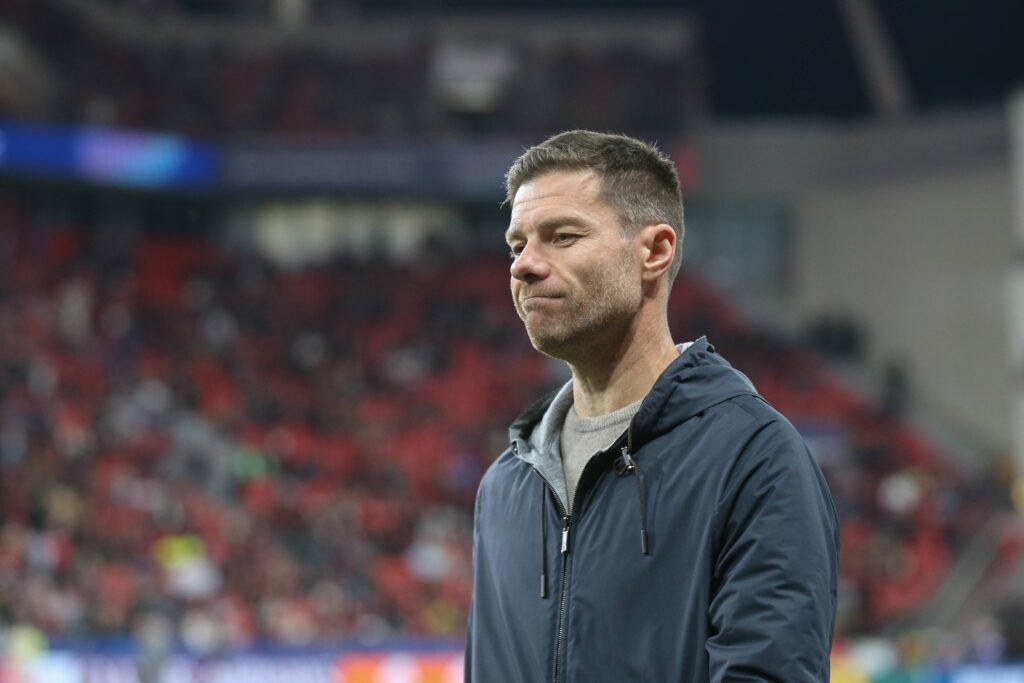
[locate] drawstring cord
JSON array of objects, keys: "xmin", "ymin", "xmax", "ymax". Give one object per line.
[
  {"xmin": 619, "ymin": 447, "xmax": 650, "ymax": 555},
  {"xmin": 540, "ymin": 480, "xmax": 549, "ymax": 598}
]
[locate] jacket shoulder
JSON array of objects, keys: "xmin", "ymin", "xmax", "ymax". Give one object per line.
[
  {"xmin": 718, "ymin": 393, "xmax": 805, "ymax": 444},
  {"xmin": 476, "ymin": 448, "xmax": 527, "ymax": 500}
]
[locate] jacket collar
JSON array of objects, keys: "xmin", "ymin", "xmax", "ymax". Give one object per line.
[{"xmin": 508, "ymin": 337, "xmax": 760, "ymax": 512}]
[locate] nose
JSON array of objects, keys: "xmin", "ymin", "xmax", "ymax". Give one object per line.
[{"xmin": 510, "ymin": 241, "xmax": 549, "ymax": 283}]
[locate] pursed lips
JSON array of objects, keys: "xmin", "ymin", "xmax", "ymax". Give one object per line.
[{"xmin": 520, "ymin": 294, "xmax": 562, "ymax": 305}]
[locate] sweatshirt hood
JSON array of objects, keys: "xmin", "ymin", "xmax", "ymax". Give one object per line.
[{"xmin": 508, "ymin": 337, "xmax": 759, "ymax": 511}]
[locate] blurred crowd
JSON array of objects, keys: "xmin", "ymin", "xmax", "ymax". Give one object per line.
[
  {"xmin": 1, "ymin": 1, "xmax": 694, "ymax": 139},
  {"xmin": 0, "ymin": 192, "xmax": 1013, "ymax": 660},
  {"xmin": 0, "ymin": 200, "xmax": 526, "ymax": 649}
]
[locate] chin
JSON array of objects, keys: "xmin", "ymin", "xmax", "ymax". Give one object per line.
[{"xmin": 527, "ymin": 330, "xmax": 580, "ymax": 361}]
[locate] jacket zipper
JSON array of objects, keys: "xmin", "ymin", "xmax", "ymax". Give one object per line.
[
  {"xmin": 531, "ymin": 466, "xmax": 575, "ymax": 683},
  {"xmin": 555, "ymin": 483, "xmax": 586, "ymax": 683},
  {"xmin": 530, "ymin": 429, "xmax": 632, "ymax": 683},
  {"xmin": 555, "ymin": 511, "xmax": 571, "ymax": 683}
]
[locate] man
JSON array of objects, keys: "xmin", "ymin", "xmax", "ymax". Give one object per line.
[{"xmin": 465, "ymin": 130, "xmax": 838, "ymax": 682}]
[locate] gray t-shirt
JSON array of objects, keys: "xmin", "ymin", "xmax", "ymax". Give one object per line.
[
  {"xmin": 557, "ymin": 342, "xmax": 693, "ymax": 511},
  {"xmin": 559, "ymin": 398, "xmax": 642, "ymax": 512}
]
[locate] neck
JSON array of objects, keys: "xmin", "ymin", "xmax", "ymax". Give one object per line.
[{"xmin": 567, "ymin": 310, "xmax": 679, "ymax": 418}]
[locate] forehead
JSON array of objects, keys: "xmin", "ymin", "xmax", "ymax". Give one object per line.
[
  {"xmin": 513, "ymin": 168, "xmax": 601, "ymax": 205},
  {"xmin": 508, "ymin": 170, "xmax": 609, "ymax": 229}
]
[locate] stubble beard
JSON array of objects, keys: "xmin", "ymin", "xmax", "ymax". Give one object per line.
[{"xmin": 521, "ymin": 263, "xmax": 640, "ymax": 364}]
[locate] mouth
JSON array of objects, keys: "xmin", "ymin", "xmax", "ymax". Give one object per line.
[
  {"xmin": 520, "ymin": 295, "xmax": 562, "ymax": 307},
  {"xmin": 519, "ymin": 296, "xmax": 564, "ymax": 319}
]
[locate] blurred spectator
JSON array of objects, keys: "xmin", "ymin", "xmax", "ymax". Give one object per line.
[
  {"xmin": 802, "ymin": 312, "xmax": 867, "ymax": 363},
  {"xmin": 999, "ymin": 599, "xmax": 1024, "ymax": 660}
]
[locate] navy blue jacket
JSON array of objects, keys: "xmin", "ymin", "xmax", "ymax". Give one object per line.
[{"xmin": 466, "ymin": 338, "xmax": 839, "ymax": 682}]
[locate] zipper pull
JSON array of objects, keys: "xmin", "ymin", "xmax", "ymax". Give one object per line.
[
  {"xmin": 621, "ymin": 446, "xmax": 635, "ymax": 471},
  {"xmin": 561, "ymin": 516, "xmax": 571, "ymax": 554}
]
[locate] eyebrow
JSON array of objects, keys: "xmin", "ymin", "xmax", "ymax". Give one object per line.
[{"xmin": 504, "ymin": 216, "xmax": 588, "ymax": 245}]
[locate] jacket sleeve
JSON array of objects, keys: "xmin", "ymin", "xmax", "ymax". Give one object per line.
[
  {"xmin": 464, "ymin": 613, "xmax": 473, "ymax": 683},
  {"xmin": 464, "ymin": 479, "xmax": 484, "ymax": 683},
  {"xmin": 706, "ymin": 420, "xmax": 839, "ymax": 683}
]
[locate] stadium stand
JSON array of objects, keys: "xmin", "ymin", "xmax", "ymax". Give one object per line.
[
  {"xmin": 0, "ymin": 191, "xmax": 1009, "ymax": 657},
  {"xmin": 0, "ymin": 1, "xmax": 694, "ymax": 139}
]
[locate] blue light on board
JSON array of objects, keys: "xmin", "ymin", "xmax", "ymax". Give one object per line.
[{"xmin": 0, "ymin": 119, "xmax": 219, "ymax": 190}]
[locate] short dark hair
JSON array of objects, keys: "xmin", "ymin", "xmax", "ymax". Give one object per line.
[{"xmin": 505, "ymin": 130, "xmax": 685, "ymax": 282}]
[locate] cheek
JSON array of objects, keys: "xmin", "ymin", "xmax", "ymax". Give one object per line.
[
  {"xmin": 510, "ymin": 279, "xmax": 523, "ymax": 307},
  {"xmin": 583, "ymin": 255, "xmax": 634, "ymax": 298},
  {"xmin": 576, "ymin": 259, "xmax": 611, "ymax": 292}
]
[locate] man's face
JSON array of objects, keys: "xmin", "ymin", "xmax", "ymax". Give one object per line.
[{"xmin": 506, "ymin": 169, "xmax": 642, "ymax": 360}]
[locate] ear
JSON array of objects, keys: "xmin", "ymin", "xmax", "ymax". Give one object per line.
[{"xmin": 638, "ymin": 223, "xmax": 677, "ymax": 282}]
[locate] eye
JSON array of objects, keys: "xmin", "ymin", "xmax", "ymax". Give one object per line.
[
  {"xmin": 508, "ymin": 244, "xmax": 524, "ymax": 259},
  {"xmin": 552, "ymin": 234, "xmax": 578, "ymax": 245}
]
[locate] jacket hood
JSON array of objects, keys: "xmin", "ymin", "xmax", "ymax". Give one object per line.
[{"xmin": 508, "ymin": 337, "xmax": 759, "ymax": 511}]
